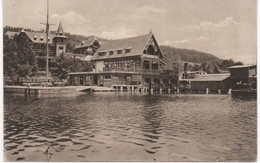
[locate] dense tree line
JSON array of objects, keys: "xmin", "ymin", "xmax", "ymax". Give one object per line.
[{"xmin": 160, "ymin": 45, "xmax": 243, "ymax": 73}]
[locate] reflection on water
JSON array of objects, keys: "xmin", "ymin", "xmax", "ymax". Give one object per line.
[{"xmin": 4, "ymin": 93, "xmax": 257, "ymax": 161}]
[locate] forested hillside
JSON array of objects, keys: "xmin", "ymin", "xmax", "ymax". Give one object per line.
[
  {"xmin": 160, "ymin": 45, "xmax": 243, "ymax": 73},
  {"xmin": 160, "ymin": 46, "xmax": 221, "ymax": 63}
]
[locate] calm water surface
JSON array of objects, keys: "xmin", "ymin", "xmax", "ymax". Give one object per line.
[{"xmin": 4, "ymin": 92, "xmax": 257, "ymax": 161}]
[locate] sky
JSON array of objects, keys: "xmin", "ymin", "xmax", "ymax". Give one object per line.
[{"xmin": 2, "ymin": 0, "xmax": 257, "ymax": 64}]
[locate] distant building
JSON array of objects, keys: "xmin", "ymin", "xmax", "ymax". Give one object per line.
[
  {"xmin": 72, "ymin": 37, "xmax": 101, "ymax": 55},
  {"xmin": 190, "ymin": 73, "xmax": 230, "ymax": 92},
  {"xmin": 228, "ymin": 65, "xmax": 257, "ymax": 91},
  {"xmin": 7, "ymin": 22, "xmax": 68, "ymax": 58},
  {"xmin": 181, "ymin": 70, "xmax": 207, "ymax": 79},
  {"xmin": 5, "ymin": 31, "xmax": 19, "ymax": 39}
]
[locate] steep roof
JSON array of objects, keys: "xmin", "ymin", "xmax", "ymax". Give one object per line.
[
  {"xmin": 91, "ymin": 33, "xmax": 163, "ymax": 60},
  {"xmin": 74, "ymin": 37, "xmax": 98, "ymax": 49},
  {"xmin": 227, "ymin": 65, "xmax": 256, "ymax": 69},
  {"xmin": 54, "ymin": 22, "xmax": 68, "ymax": 39},
  {"xmin": 21, "ymin": 31, "xmax": 56, "ymax": 44},
  {"xmin": 56, "ymin": 22, "xmax": 64, "ymax": 35},
  {"xmin": 191, "ymin": 73, "xmax": 230, "ymax": 82}
]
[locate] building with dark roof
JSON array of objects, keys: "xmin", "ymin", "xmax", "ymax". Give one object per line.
[
  {"xmin": 227, "ymin": 65, "xmax": 257, "ymax": 91},
  {"xmin": 190, "ymin": 73, "xmax": 230, "ymax": 92},
  {"xmin": 68, "ymin": 32, "xmax": 178, "ymax": 91},
  {"xmin": 17, "ymin": 22, "xmax": 67, "ymax": 58},
  {"xmin": 72, "ymin": 37, "xmax": 101, "ymax": 55}
]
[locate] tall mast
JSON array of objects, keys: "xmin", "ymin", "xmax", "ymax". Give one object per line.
[
  {"xmin": 46, "ymin": 0, "xmax": 49, "ymax": 84},
  {"xmin": 41, "ymin": 0, "xmax": 54, "ymax": 85}
]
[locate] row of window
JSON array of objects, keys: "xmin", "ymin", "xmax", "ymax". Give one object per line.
[
  {"xmin": 103, "ymin": 59, "xmax": 141, "ymax": 71},
  {"xmin": 99, "ymin": 48, "xmax": 132, "ymax": 56},
  {"xmin": 31, "ymin": 44, "xmax": 52, "ymax": 50},
  {"xmin": 33, "ymin": 37, "xmax": 50, "ymax": 41}
]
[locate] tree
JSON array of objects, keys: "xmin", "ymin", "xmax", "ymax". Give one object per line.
[
  {"xmin": 234, "ymin": 61, "xmax": 243, "ymax": 66},
  {"xmin": 50, "ymin": 53, "xmax": 93, "ymax": 82},
  {"xmin": 71, "ymin": 56, "xmax": 93, "ymax": 72},
  {"xmin": 4, "ymin": 34, "xmax": 38, "ymax": 84},
  {"xmin": 50, "ymin": 53, "xmax": 73, "ymax": 82}
]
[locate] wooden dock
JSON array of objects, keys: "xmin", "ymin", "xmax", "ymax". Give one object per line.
[{"xmin": 4, "ymin": 86, "xmax": 78, "ymax": 95}]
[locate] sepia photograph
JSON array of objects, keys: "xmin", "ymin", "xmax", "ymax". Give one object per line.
[{"xmin": 3, "ymin": 0, "xmax": 257, "ymax": 161}]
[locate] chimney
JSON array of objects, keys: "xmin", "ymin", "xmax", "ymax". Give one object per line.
[{"xmin": 184, "ymin": 63, "xmax": 188, "ymax": 71}]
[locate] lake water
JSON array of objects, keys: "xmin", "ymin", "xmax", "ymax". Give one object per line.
[{"xmin": 4, "ymin": 92, "xmax": 257, "ymax": 161}]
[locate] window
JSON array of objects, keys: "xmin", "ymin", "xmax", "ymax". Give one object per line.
[
  {"xmin": 152, "ymin": 63, "xmax": 158, "ymax": 70},
  {"xmin": 104, "ymin": 75, "xmax": 111, "ymax": 79},
  {"xmin": 99, "ymin": 52, "xmax": 106, "ymax": 56},
  {"xmin": 109, "ymin": 51, "xmax": 114, "ymax": 55},
  {"xmin": 117, "ymin": 50, "xmax": 122, "ymax": 54},
  {"xmin": 125, "ymin": 49, "xmax": 131, "ymax": 53},
  {"xmin": 147, "ymin": 45, "xmax": 155, "ymax": 55},
  {"xmin": 143, "ymin": 60, "xmax": 150, "ymax": 70},
  {"xmin": 59, "ymin": 46, "xmax": 64, "ymax": 50}
]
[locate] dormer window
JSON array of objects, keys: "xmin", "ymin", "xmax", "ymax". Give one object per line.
[
  {"xmin": 109, "ymin": 51, "xmax": 114, "ymax": 55},
  {"xmin": 40, "ymin": 36, "xmax": 43, "ymax": 41},
  {"xmin": 98, "ymin": 52, "xmax": 106, "ymax": 56},
  {"xmin": 59, "ymin": 31, "xmax": 63, "ymax": 35},
  {"xmin": 48, "ymin": 37, "xmax": 50, "ymax": 41},
  {"xmin": 125, "ymin": 49, "xmax": 131, "ymax": 53},
  {"xmin": 117, "ymin": 50, "xmax": 122, "ymax": 54},
  {"xmin": 34, "ymin": 35, "xmax": 37, "ymax": 40}
]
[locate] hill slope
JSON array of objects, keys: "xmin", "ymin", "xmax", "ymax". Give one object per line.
[{"xmin": 160, "ymin": 45, "xmax": 221, "ymax": 64}]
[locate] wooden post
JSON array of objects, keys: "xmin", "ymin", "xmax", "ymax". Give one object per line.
[
  {"xmin": 168, "ymin": 88, "xmax": 171, "ymax": 94},
  {"xmin": 206, "ymin": 88, "xmax": 209, "ymax": 94},
  {"xmin": 176, "ymin": 88, "xmax": 179, "ymax": 94},
  {"xmin": 228, "ymin": 88, "xmax": 232, "ymax": 95},
  {"xmin": 218, "ymin": 89, "xmax": 221, "ymax": 94},
  {"xmin": 151, "ymin": 88, "xmax": 153, "ymax": 93}
]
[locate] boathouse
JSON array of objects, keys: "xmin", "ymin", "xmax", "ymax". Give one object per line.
[
  {"xmin": 67, "ymin": 32, "xmax": 179, "ymax": 92},
  {"xmin": 190, "ymin": 73, "xmax": 230, "ymax": 92},
  {"xmin": 228, "ymin": 65, "xmax": 257, "ymax": 90}
]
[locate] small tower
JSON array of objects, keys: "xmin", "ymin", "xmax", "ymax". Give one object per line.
[{"xmin": 53, "ymin": 21, "xmax": 68, "ymax": 56}]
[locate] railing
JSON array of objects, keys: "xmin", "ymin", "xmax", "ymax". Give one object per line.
[{"xmin": 102, "ymin": 67, "xmax": 160, "ymax": 74}]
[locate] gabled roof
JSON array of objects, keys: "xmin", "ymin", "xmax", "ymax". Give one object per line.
[
  {"xmin": 191, "ymin": 73, "xmax": 230, "ymax": 82},
  {"xmin": 5, "ymin": 31, "xmax": 19, "ymax": 37},
  {"xmin": 74, "ymin": 37, "xmax": 98, "ymax": 49},
  {"xmin": 21, "ymin": 31, "xmax": 56, "ymax": 44},
  {"xmin": 91, "ymin": 33, "xmax": 163, "ymax": 60},
  {"xmin": 227, "ymin": 65, "xmax": 256, "ymax": 69}
]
